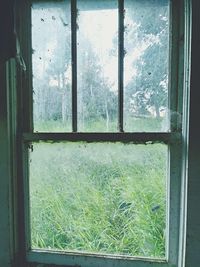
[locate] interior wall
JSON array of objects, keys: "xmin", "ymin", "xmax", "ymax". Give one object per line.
[
  {"xmin": 185, "ymin": 0, "xmax": 200, "ymax": 266},
  {"xmin": 0, "ymin": 0, "xmax": 16, "ymax": 63},
  {"xmin": 0, "ymin": 63, "xmax": 12, "ymax": 267}
]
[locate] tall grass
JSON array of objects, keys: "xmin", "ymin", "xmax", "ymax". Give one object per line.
[
  {"xmin": 34, "ymin": 116, "xmax": 166, "ymax": 132},
  {"xmin": 30, "ymin": 142, "xmax": 167, "ymax": 258}
]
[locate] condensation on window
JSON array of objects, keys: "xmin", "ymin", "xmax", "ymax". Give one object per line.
[
  {"xmin": 124, "ymin": 0, "xmax": 170, "ymax": 132},
  {"xmin": 32, "ymin": 0, "xmax": 170, "ymax": 133},
  {"xmin": 32, "ymin": 1, "xmax": 72, "ymax": 132},
  {"xmin": 77, "ymin": 0, "xmax": 118, "ymax": 132}
]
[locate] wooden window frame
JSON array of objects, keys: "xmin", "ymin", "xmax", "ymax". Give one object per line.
[{"xmin": 2, "ymin": 0, "xmax": 190, "ymax": 266}]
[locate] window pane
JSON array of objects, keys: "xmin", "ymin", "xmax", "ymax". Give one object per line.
[
  {"xmin": 124, "ymin": 0, "xmax": 169, "ymax": 132},
  {"xmin": 77, "ymin": 1, "xmax": 118, "ymax": 132},
  {"xmin": 32, "ymin": 1, "xmax": 72, "ymax": 132},
  {"xmin": 29, "ymin": 142, "xmax": 167, "ymax": 258}
]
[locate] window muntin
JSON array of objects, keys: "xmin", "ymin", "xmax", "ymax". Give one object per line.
[{"xmin": 21, "ymin": 0, "xmax": 185, "ymax": 266}]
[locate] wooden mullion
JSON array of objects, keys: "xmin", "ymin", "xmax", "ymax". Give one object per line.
[
  {"xmin": 118, "ymin": 0, "xmax": 124, "ymax": 132},
  {"xmin": 71, "ymin": 0, "xmax": 78, "ymax": 132},
  {"xmin": 23, "ymin": 132, "xmax": 177, "ymax": 144}
]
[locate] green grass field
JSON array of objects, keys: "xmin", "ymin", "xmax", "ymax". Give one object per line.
[
  {"xmin": 29, "ymin": 141, "xmax": 167, "ymax": 258},
  {"xmin": 34, "ymin": 116, "xmax": 167, "ymax": 132}
]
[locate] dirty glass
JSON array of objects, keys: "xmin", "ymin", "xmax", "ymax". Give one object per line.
[
  {"xmin": 29, "ymin": 142, "xmax": 167, "ymax": 258},
  {"xmin": 32, "ymin": 1, "xmax": 72, "ymax": 132},
  {"xmin": 77, "ymin": 0, "xmax": 118, "ymax": 132},
  {"xmin": 124, "ymin": 0, "xmax": 170, "ymax": 132}
]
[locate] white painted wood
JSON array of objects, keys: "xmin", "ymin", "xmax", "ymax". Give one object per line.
[{"xmin": 27, "ymin": 250, "xmax": 169, "ymax": 267}]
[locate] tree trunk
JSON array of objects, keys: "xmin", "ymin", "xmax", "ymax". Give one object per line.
[
  {"xmin": 61, "ymin": 73, "xmax": 67, "ymax": 123},
  {"xmin": 105, "ymin": 101, "xmax": 109, "ymax": 131},
  {"xmin": 155, "ymin": 104, "xmax": 160, "ymax": 118}
]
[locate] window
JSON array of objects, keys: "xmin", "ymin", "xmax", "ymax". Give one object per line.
[{"xmin": 14, "ymin": 0, "xmax": 190, "ymax": 266}]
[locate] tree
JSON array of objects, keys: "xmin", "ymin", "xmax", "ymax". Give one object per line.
[
  {"xmin": 77, "ymin": 39, "xmax": 117, "ymax": 131},
  {"xmin": 124, "ymin": 0, "xmax": 169, "ymax": 119},
  {"xmin": 32, "ymin": 2, "xmax": 71, "ymax": 125}
]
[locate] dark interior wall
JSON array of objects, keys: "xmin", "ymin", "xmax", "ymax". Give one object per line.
[
  {"xmin": 185, "ymin": 0, "xmax": 200, "ymax": 266},
  {"xmin": 0, "ymin": 0, "xmax": 16, "ymax": 62},
  {"xmin": 0, "ymin": 3, "xmax": 15, "ymax": 266}
]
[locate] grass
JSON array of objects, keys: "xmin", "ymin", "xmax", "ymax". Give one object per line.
[
  {"xmin": 34, "ymin": 116, "xmax": 167, "ymax": 132},
  {"xmin": 29, "ymin": 141, "xmax": 167, "ymax": 258}
]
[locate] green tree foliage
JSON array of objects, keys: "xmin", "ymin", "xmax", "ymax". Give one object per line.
[
  {"xmin": 125, "ymin": 0, "xmax": 169, "ymax": 118},
  {"xmin": 33, "ymin": 3, "xmax": 118, "ymax": 130},
  {"xmin": 77, "ymin": 40, "xmax": 117, "ymax": 130},
  {"xmin": 33, "ymin": 0, "xmax": 169, "ymax": 130},
  {"xmin": 33, "ymin": 2, "xmax": 72, "ymax": 125}
]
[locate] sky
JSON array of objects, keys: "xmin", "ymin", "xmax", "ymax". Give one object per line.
[{"xmin": 32, "ymin": 5, "xmax": 140, "ymax": 91}]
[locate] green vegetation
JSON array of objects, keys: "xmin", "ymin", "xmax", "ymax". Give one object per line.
[
  {"xmin": 34, "ymin": 116, "xmax": 165, "ymax": 133},
  {"xmin": 30, "ymin": 142, "xmax": 167, "ymax": 258},
  {"xmin": 31, "ymin": 0, "xmax": 169, "ymax": 259},
  {"xmin": 32, "ymin": 1, "xmax": 169, "ymax": 133}
]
